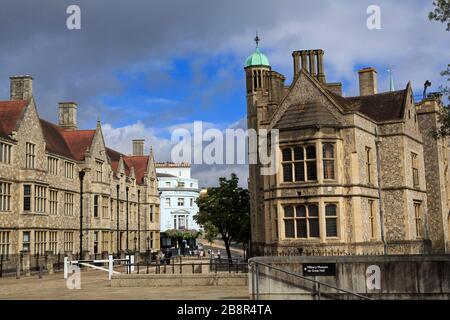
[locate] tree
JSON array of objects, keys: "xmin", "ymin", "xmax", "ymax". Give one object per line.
[
  {"xmin": 429, "ymin": 0, "xmax": 450, "ymax": 31},
  {"xmin": 428, "ymin": 1, "xmax": 450, "ymax": 138},
  {"xmin": 194, "ymin": 173, "xmax": 250, "ymax": 263}
]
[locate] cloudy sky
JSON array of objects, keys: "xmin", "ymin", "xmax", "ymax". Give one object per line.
[{"xmin": 0, "ymin": 0, "xmax": 448, "ymax": 187}]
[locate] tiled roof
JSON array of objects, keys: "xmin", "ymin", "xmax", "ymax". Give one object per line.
[
  {"xmin": 344, "ymin": 89, "xmax": 407, "ymax": 122},
  {"xmin": 62, "ymin": 129, "xmax": 96, "ymax": 161},
  {"xmin": 123, "ymin": 156, "xmax": 149, "ymax": 184},
  {"xmin": 0, "ymin": 100, "xmax": 27, "ymax": 140},
  {"xmin": 106, "ymin": 148, "xmax": 150, "ymax": 185}
]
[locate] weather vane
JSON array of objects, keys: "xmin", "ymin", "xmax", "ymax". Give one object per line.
[{"xmin": 254, "ymin": 31, "xmax": 260, "ymax": 48}]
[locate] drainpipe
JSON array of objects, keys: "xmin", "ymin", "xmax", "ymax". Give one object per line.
[
  {"xmin": 375, "ymin": 128, "xmax": 388, "ymax": 255},
  {"xmin": 79, "ymin": 170, "xmax": 85, "ymax": 260}
]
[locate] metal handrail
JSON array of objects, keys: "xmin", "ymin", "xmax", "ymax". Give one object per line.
[{"xmin": 248, "ymin": 260, "xmax": 372, "ymax": 300}]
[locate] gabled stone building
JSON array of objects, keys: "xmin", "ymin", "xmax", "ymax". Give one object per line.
[
  {"xmin": 0, "ymin": 76, "xmax": 160, "ymax": 259},
  {"xmin": 245, "ymin": 46, "xmax": 450, "ymax": 256}
]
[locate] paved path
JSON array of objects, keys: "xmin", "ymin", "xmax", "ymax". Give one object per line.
[{"xmin": 0, "ymin": 269, "xmax": 249, "ymax": 300}]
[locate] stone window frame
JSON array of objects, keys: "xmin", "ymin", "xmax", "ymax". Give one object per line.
[
  {"xmin": 283, "ymin": 204, "xmax": 320, "ymax": 239},
  {"xmin": 47, "ymin": 156, "xmax": 59, "ymax": 175},
  {"xmin": 0, "ymin": 141, "xmax": 12, "ymax": 164},
  {"xmin": 102, "ymin": 231, "xmax": 109, "ymax": 253},
  {"xmin": 25, "ymin": 142, "xmax": 35, "ymax": 169},
  {"xmin": 63, "ymin": 231, "xmax": 74, "ymax": 252},
  {"xmin": 325, "ymin": 203, "xmax": 339, "ymax": 238},
  {"xmin": 414, "ymin": 201, "xmax": 423, "ymax": 239},
  {"xmin": 0, "ymin": 181, "xmax": 12, "ymax": 212},
  {"xmin": 177, "ymin": 197, "xmax": 185, "ymax": 207},
  {"xmin": 34, "ymin": 231, "xmax": 47, "ymax": 255},
  {"xmin": 22, "ymin": 231, "xmax": 31, "ymax": 253},
  {"xmin": 411, "ymin": 152, "xmax": 420, "ymax": 188},
  {"xmin": 93, "ymin": 195, "xmax": 100, "ymax": 218},
  {"xmin": 48, "ymin": 231, "xmax": 58, "ymax": 254},
  {"xmin": 34, "ymin": 185, "xmax": 47, "ymax": 213},
  {"xmin": 323, "ymin": 143, "xmax": 336, "ymax": 181},
  {"xmin": 49, "ymin": 190, "xmax": 58, "ymax": 215},
  {"xmin": 281, "ymin": 145, "xmax": 317, "ymax": 183},
  {"xmin": 95, "ymin": 160, "xmax": 103, "ymax": 182},
  {"xmin": 102, "ymin": 196, "xmax": 109, "ymax": 219},
  {"xmin": 365, "ymin": 146, "xmax": 372, "ymax": 185},
  {"xmin": 64, "ymin": 161, "xmax": 75, "ymax": 179},
  {"xmin": 64, "ymin": 192, "xmax": 75, "ymax": 216},
  {"xmin": 23, "ymin": 184, "xmax": 32, "ymax": 212},
  {"xmin": 0, "ymin": 231, "xmax": 10, "ymax": 258},
  {"xmin": 93, "ymin": 231, "xmax": 99, "ymax": 254}
]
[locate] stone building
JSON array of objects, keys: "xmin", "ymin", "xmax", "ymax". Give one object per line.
[
  {"xmin": 245, "ymin": 45, "xmax": 450, "ymax": 256},
  {"xmin": 0, "ymin": 76, "xmax": 160, "ymax": 260}
]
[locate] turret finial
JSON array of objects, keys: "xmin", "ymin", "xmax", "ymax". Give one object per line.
[
  {"xmin": 254, "ymin": 31, "xmax": 260, "ymax": 48},
  {"xmin": 388, "ymin": 66, "xmax": 395, "ymax": 92}
]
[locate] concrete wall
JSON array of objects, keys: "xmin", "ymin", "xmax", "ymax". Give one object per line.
[{"xmin": 248, "ymin": 255, "xmax": 450, "ymax": 300}]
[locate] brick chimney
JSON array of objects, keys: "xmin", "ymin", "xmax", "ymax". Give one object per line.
[
  {"xmin": 292, "ymin": 49, "xmax": 326, "ymax": 83},
  {"xmin": 132, "ymin": 139, "xmax": 145, "ymax": 156},
  {"xmin": 10, "ymin": 75, "xmax": 33, "ymax": 100},
  {"xmin": 358, "ymin": 67, "xmax": 378, "ymax": 96},
  {"xmin": 58, "ymin": 102, "xmax": 78, "ymax": 130}
]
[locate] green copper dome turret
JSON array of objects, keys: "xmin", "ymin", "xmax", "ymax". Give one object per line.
[{"xmin": 245, "ymin": 34, "xmax": 270, "ymax": 68}]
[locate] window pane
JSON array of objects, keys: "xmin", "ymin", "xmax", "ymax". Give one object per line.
[
  {"xmin": 306, "ymin": 146, "xmax": 316, "ymax": 159},
  {"xmin": 296, "ymin": 219, "xmax": 307, "ymax": 238},
  {"xmin": 325, "ymin": 204, "xmax": 337, "ymax": 216},
  {"xmin": 309, "ymin": 218, "xmax": 320, "ymax": 237},
  {"xmin": 308, "ymin": 205, "xmax": 319, "ymax": 217},
  {"xmin": 323, "ymin": 160, "xmax": 335, "ymax": 180},
  {"xmin": 283, "ymin": 164, "xmax": 293, "ymax": 182},
  {"xmin": 323, "ymin": 144, "xmax": 334, "ymax": 158},
  {"xmin": 284, "ymin": 220, "xmax": 295, "ymax": 238},
  {"xmin": 294, "ymin": 147, "xmax": 304, "ymax": 161},
  {"xmin": 326, "ymin": 218, "xmax": 338, "ymax": 237},
  {"xmin": 282, "ymin": 149, "xmax": 292, "ymax": 162},
  {"xmin": 294, "ymin": 163, "xmax": 305, "ymax": 181},
  {"xmin": 284, "ymin": 206, "xmax": 294, "ymax": 218},
  {"xmin": 307, "ymin": 161, "xmax": 317, "ymax": 180},
  {"xmin": 296, "ymin": 205, "xmax": 306, "ymax": 217}
]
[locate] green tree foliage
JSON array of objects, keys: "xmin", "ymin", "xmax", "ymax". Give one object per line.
[
  {"xmin": 429, "ymin": 0, "xmax": 450, "ymax": 31},
  {"xmin": 428, "ymin": 1, "xmax": 450, "ymax": 138},
  {"xmin": 194, "ymin": 173, "xmax": 250, "ymax": 262}
]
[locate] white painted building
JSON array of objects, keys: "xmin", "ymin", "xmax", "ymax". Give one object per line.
[{"xmin": 156, "ymin": 163, "xmax": 200, "ymax": 233}]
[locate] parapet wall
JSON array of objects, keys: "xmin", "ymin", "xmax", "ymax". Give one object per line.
[{"xmin": 248, "ymin": 255, "xmax": 450, "ymax": 300}]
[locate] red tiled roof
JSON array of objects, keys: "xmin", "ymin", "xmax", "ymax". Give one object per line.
[
  {"xmin": 106, "ymin": 148, "xmax": 150, "ymax": 185},
  {"xmin": 62, "ymin": 129, "xmax": 96, "ymax": 161},
  {"xmin": 40, "ymin": 119, "xmax": 73, "ymax": 159},
  {"xmin": 123, "ymin": 156, "xmax": 149, "ymax": 185},
  {"xmin": 0, "ymin": 100, "xmax": 27, "ymax": 140}
]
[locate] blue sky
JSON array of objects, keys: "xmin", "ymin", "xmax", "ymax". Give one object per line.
[{"xmin": 0, "ymin": 0, "xmax": 448, "ymax": 186}]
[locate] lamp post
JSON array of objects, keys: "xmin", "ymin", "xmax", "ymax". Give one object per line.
[
  {"xmin": 78, "ymin": 170, "xmax": 86, "ymax": 260},
  {"xmin": 137, "ymin": 189, "xmax": 141, "ymax": 253},
  {"xmin": 126, "ymin": 187, "xmax": 129, "ymax": 252},
  {"xmin": 116, "ymin": 185, "xmax": 120, "ymax": 256}
]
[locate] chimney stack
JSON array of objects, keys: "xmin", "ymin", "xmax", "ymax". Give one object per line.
[
  {"xmin": 292, "ymin": 49, "xmax": 326, "ymax": 83},
  {"xmin": 358, "ymin": 67, "xmax": 378, "ymax": 96},
  {"xmin": 132, "ymin": 139, "xmax": 145, "ymax": 156},
  {"xmin": 10, "ymin": 75, "xmax": 33, "ymax": 100},
  {"xmin": 58, "ymin": 102, "xmax": 78, "ymax": 130}
]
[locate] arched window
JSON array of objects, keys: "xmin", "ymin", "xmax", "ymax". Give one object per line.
[
  {"xmin": 325, "ymin": 204, "xmax": 338, "ymax": 237},
  {"xmin": 323, "ymin": 143, "xmax": 335, "ymax": 180}
]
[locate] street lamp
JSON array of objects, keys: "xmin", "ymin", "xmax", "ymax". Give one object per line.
[{"xmin": 78, "ymin": 169, "xmax": 86, "ymax": 260}]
